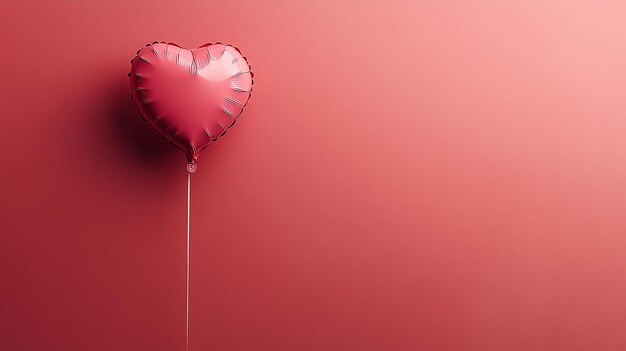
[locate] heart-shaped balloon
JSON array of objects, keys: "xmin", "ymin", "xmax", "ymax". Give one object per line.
[{"xmin": 129, "ymin": 42, "xmax": 253, "ymax": 172}]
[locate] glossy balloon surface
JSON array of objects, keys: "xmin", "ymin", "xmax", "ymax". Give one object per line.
[{"xmin": 129, "ymin": 42, "xmax": 253, "ymax": 168}]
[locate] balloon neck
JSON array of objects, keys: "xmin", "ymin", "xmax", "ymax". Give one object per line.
[{"xmin": 187, "ymin": 161, "xmax": 197, "ymax": 173}]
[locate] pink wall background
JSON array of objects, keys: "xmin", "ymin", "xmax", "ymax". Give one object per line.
[{"xmin": 2, "ymin": 1, "xmax": 626, "ymax": 350}]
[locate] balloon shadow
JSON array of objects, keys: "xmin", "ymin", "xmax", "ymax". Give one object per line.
[{"xmin": 103, "ymin": 80, "xmax": 180, "ymax": 170}]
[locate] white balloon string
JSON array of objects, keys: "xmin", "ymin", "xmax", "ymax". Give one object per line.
[{"xmin": 186, "ymin": 172, "xmax": 190, "ymax": 351}]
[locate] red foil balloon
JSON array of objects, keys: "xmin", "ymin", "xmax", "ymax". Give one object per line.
[{"xmin": 129, "ymin": 42, "xmax": 254, "ymax": 172}]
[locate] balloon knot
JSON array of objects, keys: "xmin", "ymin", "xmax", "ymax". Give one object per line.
[{"xmin": 187, "ymin": 162, "xmax": 197, "ymax": 173}]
